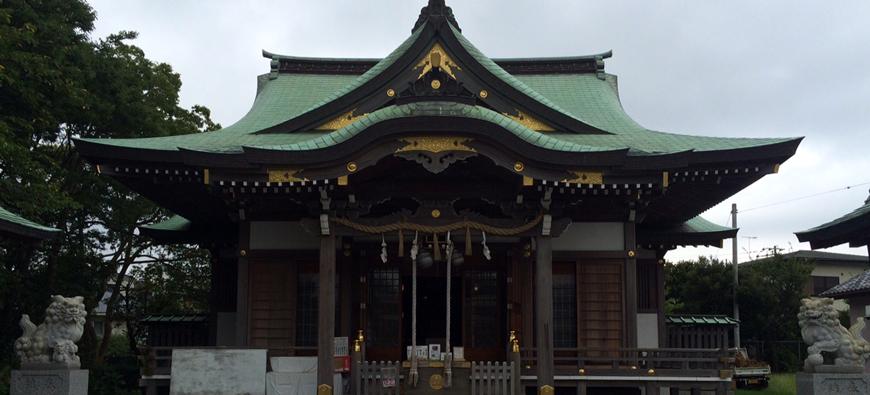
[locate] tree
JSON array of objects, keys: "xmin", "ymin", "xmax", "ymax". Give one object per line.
[
  {"xmin": 0, "ymin": 0, "xmax": 219, "ymax": 380},
  {"xmin": 665, "ymin": 254, "xmax": 813, "ymax": 371},
  {"xmin": 665, "ymin": 256, "xmax": 735, "ymax": 315}
]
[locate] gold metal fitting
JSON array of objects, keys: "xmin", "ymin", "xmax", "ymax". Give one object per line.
[
  {"xmin": 628, "ymin": 250, "xmax": 636, "ymax": 258},
  {"xmin": 514, "ymin": 161, "xmax": 525, "ymax": 172},
  {"xmin": 317, "ymin": 384, "xmax": 333, "ymax": 395},
  {"xmin": 431, "ymin": 209, "xmax": 442, "ymax": 218},
  {"xmin": 647, "ymin": 368, "xmax": 655, "ymax": 376},
  {"xmin": 387, "ymin": 88, "xmax": 396, "ymax": 97},
  {"xmin": 539, "ymin": 385, "xmax": 555, "ymax": 395},
  {"xmin": 353, "ymin": 339, "xmax": 361, "ymax": 353},
  {"xmin": 479, "ymin": 90, "xmax": 489, "ymax": 99},
  {"xmin": 631, "ymin": 365, "xmax": 637, "ymax": 370},
  {"xmin": 431, "ymin": 79, "xmax": 442, "ymax": 90},
  {"xmin": 240, "ymin": 250, "xmax": 247, "ymax": 257},
  {"xmin": 357, "ymin": 330, "xmax": 365, "ymax": 343},
  {"xmin": 578, "ymin": 368, "xmax": 586, "ymax": 375},
  {"xmin": 346, "ymin": 162, "xmax": 359, "ymax": 173}
]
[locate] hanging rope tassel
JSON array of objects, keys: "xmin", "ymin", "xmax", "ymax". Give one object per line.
[
  {"xmin": 433, "ymin": 232, "xmax": 441, "ymax": 261},
  {"xmin": 398, "ymin": 229, "xmax": 405, "ymax": 258},
  {"xmin": 481, "ymin": 231, "xmax": 491, "ymax": 261},
  {"xmin": 380, "ymin": 234, "xmax": 388, "ymax": 263},
  {"xmin": 409, "ymin": 231, "xmax": 419, "ymax": 387},
  {"xmin": 465, "ymin": 225, "xmax": 472, "ymax": 256}
]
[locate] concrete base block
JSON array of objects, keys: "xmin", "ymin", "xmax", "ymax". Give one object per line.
[
  {"xmin": 11, "ymin": 369, "xmax": 88, "ymax": 395},
  {"xmin": 796, "ymin": 372, "xmax": 870, "ymax": 395},
  {"xmin": 169, "ymin": 348, "xmax": 267, "ymax": 395}
]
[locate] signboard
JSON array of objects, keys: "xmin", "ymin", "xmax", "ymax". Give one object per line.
[
  {"xmin": 428, "ymin": 344, "xmax": 441, "ymax": 361},
  {"xmin": 381, "ymin": 367, "xmax": 397, "ymax": 388},
  {"xmin": 334, "ymin": 337, "xmax": 349, "ymax": 357}
]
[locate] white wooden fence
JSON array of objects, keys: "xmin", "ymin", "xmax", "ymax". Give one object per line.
[
  {"xmin": 355, "ymin": 360, "xmax": 402, "ymax": 395},
  {"xmin": 470, "ymin": 361, "xmax": 515, "ymax": 395}
]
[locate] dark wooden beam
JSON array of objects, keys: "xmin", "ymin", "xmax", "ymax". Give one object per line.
[
  {"xmin": 624, "ymin": 222, "xmax": 638, "ymax": 348},
  {"xmin": 318, "ymin": 234, "xmax": 337, "ymax": 390},
  {"xmin": 535, "ymin": 236, "xmax": 554, "ymax": 390},
  {"xmin": 235, "ymin": 221, "xmax": 250, "ymax": 346}
]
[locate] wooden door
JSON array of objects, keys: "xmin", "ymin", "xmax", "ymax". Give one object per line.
[{"xmin": 576, "ymin": 260, "xmax": 623, "ymax": 359}]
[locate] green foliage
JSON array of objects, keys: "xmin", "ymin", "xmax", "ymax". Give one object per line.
[
  {"xmin": 665, "ymin": 256, "xmax": 736, "ymax": 315},
  {"xmin": 0, "ymin": 0, "xmax": 218, "ymax": 391},
  {"xmin": 666, "ymin": 254, "xmax": 813, "ymax": 372}
]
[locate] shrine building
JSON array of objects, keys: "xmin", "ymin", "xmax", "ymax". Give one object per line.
[{"xmin": 76, "ymin": 1, "xmax": 801, "ymax": 394}]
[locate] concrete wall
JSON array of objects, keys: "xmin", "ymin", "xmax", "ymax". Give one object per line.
[
  {"xmin": 552, "ymin": 222, "xmax": 624, "ymax": 251},
  {"xmin": 249, "ymin": 221, "xmax": 319, "ymax": 250},
  {"xmin": 637, "ymin": 313, "xmax": 659, "ymax": 348}
]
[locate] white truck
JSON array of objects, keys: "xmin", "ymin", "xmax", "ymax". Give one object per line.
[{"xmin": 733, "ymin": 349, "xmax": 771, "ymax": 389}]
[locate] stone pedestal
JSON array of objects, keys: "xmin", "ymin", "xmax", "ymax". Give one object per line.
[
  {"xmin": 169, "ymin": 349, "xmax": 267, "ymax": 395},
  {"xmin": 10, "ymin": 369, "xmax": 88, "ymax": 395},
  {"xmin": 796, "ymin": 372, "xmax": 870, "ymax": 395}
]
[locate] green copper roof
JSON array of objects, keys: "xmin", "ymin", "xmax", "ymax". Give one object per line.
[
  {"xmin": 796, "ymin": 195, "xmax": 870, "ymax": 248},
  {"xmin": 77, "ymin": 16, "xmax": 797, "ymax": 158},
  {"xmin": 0, "ymin": 205, "xmax": 60, "ymax": 240},
  {"xmin": 666, "ymin": 315, "xmax": 739, "ymax": 326},
  {"xmin": 251, "ymin": 102, "xmax": 613, "ymax": 152},
  {"xmin": 676, "ymin": 216, "xmax": 734, "ymax": 234},
  {"xmin": 448, "ymin": 24, "xmax": 593, "ymax": 127},
  {"xmin": 140, "ymin": 215, "xmax": 191, "ymax": 233}
]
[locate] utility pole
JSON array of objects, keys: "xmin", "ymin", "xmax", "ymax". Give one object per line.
[{"xmin": 732, "ymin": 203, "xmax": 741, "ymax": 349}]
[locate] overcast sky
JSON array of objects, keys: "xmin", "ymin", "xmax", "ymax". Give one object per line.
[{"xmin": 87, "ymin": 0, "xmax": 870, "ymax": 263}]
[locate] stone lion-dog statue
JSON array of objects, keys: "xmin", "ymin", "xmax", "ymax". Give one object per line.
[
  {"xmin": 14, "ymin": 295, "xmax": 87, "ymax": 369},
  {"xmin": 798, "ymin": 297, "xmax": 870, "ymax": 372}
]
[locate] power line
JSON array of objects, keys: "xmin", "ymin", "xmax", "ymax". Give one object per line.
[{"xmin": 740, "ymin": 181, "xmax": 870, "ymax": 213}]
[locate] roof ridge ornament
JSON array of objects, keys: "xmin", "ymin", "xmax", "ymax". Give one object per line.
[
  {"xmin": 413, "ymin": 0, "xmax": 460, "ymax": 33},
  {"xmin": 865, "ymin": 189, "xmax": 870, "ymax": 204}
]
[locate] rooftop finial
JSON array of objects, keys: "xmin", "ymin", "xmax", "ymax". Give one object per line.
[
  {"xmin": 865, "ymin": 189, "xmax": 870, "ymax": 205},
  {"xmin": 413, "ymin": 0, "xmax": 460, "ymax": 33}
]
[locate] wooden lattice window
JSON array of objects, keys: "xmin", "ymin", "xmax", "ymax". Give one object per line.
[
  {"xmin": 367, "ymin": 269, "xmax": 402, "ymax": 348},
  {"xmin": 553, "ymin": 270, "xmax": 578, "ymax": 348},
  {"xmin": 295, "ymin": 272, "xmax": 318, "ymax": 347},
  {"xmin": 465, "ymin": 271, "xmax": 500, "ymax": 349}
]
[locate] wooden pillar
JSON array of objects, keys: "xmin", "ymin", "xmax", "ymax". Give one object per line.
[
  {"xmin": 535, "ymin": 236, "xmax": 555, "ymax": 391},
  {"xmin": 656, "ymin": 250, "xmax": 667, "ymax": 348},
  {"xmin": 235, "ymin": 222, "xmax": 250, "ymax": 346},
  {"xmin": 318, "ymin": 235, "xmax": 337, "ymax": 391},
  {"xmin": 624, "ymin": 222, "xmax": 638, "ymax": 348}
]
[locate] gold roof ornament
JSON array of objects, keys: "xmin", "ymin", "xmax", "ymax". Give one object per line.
[
  {"xmin": 396, "ymin": 136, "xmax": 475, "ymax": 153},
  {"xmin": 415, "ymin": 42, "xmax": 461, "ymax": 80},
  {"xmin": 268, "ymin": 169, "xmax": 306, "ymax": 183},
  {"xmin": 563, "ymin": 171, "xmax": 604, "ymax": 185},
  {"xmin": 316, "ymin": 109, "xmax": 367, "ymax": 131},
  {"xmin": 505, "ymin": 110, "xmax": 555, "ymax": 132}
]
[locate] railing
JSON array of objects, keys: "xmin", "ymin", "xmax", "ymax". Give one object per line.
[
  {"xmin": 520, "ymin": 347, "xmax": 733, "ymax": 376},
  {"xmin": 355, "ymin": 360, "xmax": 403, "ymax": 395},
  {"xmin": 470, "ymin": 361, "xmax": 515, "ymax": 395}
]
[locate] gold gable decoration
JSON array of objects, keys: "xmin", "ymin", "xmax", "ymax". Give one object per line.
[
  {"xmin": 563, "ymin": 170, "xmax": 603, "ymax": 185},
  {"xmin": 268, "ymin": 168, "xmax": 307, "ymax": 183},
  {"xmin": 505, "ymin": 110, "xmax": 555, "ymax": 132},
  {"xmin": 396, "ymin": 136, "xmax": 476, "ymax": 153},
  {"xmin": 415, "ymin": 42, "xmax": 461, "ymax": 80},
  {"xmin": 316, "ymin": 109, "xmax": 367, "ymax": 131}
]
